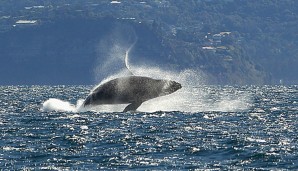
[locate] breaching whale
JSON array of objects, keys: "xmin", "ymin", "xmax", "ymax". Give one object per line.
[{"xmin": 83, "ymin": 76, "xmax": 182, "ymax": 112}]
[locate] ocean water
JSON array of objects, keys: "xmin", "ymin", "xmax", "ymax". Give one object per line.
[{"xmin": 0, "ymin": 85, "xmax": 297, "ymax": 170}]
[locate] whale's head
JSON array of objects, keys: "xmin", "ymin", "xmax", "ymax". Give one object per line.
[
  {"xmin": 161, "ymin": 80, "xmax": 182, "ymax": 96},
  {"xmin": 83, "ymin": 93, "xmax": 94, "ymax": 107}
]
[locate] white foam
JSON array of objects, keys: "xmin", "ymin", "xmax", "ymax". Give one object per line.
[
  {"xmin": 41, "ymin": 98, "xmax": 85, "ymax": 113},
  {"xmin": 213, "ymin": 97, "xmax": 251, "ymax": 112}
]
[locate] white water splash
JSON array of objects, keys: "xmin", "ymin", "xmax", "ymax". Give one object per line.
[
  {"xmin": 93, "ymin": 25, "xmax": 137, "ymax": 82},
  {"xmin": 125, "ymin": 37, "xmax": 137, "ymax": 75},
  {"xmin": 41, "ymin": 98, "xmax": 84, "ymax": 113}
]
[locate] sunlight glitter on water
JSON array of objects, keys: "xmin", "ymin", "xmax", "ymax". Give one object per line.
[{"xmin": 0, "ymin": 85, "xmax": 297, "ymax": 170}]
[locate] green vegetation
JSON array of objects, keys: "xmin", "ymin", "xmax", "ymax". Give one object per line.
[{"xmin": 0, "ymin": 0, "xmax": 297, "ymax": 84}]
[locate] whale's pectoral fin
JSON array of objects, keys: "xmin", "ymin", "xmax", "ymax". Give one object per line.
[{"xmin": 123, "ymin": 102, "xmax": 143, "ymax": 112}]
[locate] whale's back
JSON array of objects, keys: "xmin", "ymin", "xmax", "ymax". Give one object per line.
[
  {"xmin": 83, "ymin": 76, "xmax": 167, "ymax": 106},
  {"xmin": 83, "ymin": 76, "xmax": 182, "ymax": 112}
]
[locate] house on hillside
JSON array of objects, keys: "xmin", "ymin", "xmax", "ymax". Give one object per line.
[{"xmin": 14, "ymin": 20, "xmax": 38, "ymax": 27}]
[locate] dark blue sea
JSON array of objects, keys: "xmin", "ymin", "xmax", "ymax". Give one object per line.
[{"xmin": 0, "ymin": 85, "xmax": 297, "ymax": 170}]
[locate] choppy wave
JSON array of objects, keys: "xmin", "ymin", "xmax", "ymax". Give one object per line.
[{"xmin": 0, "ymin": 85, "xmax": 297, "ymax": 170}]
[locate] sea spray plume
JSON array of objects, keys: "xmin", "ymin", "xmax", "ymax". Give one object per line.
[
  {"xmin": 90, "ymin": 36, "xmax": 137, "ymax": 92},
  {"xmin": 93, "ymin": 25, "xmax": 137, "ymax": 82},
  {"xmin": 125, "ymin": 37, "xmax": 137, "ymax": 75}
]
